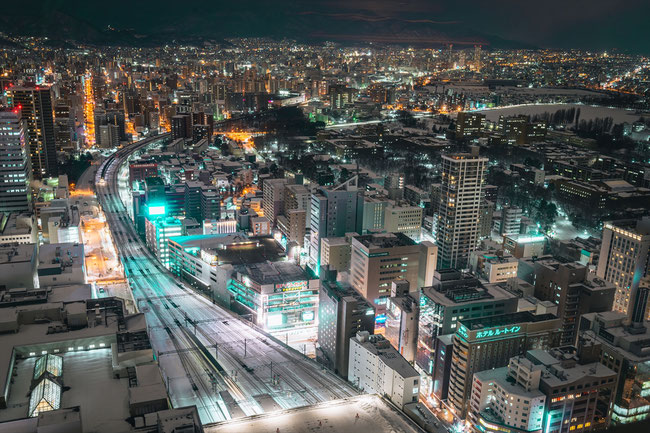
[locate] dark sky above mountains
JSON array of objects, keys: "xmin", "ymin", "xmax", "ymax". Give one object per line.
[{"xmin": 7, "ymin": 0, "xmax": 650, "ymax": 51}]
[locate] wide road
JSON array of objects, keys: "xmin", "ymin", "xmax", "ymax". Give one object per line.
[{"xmin": 95, "ymin": 134, "xmax": 357, "ymax": 424}]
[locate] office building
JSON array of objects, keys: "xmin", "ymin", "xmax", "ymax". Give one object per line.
[
  {"xmin": 262, "ymin": 177, "xmax": 289, "ymax": 225},
  {"xmin": 309, "ymin": 177, "xmax": 362, "ymax": 273},
  {"xmin": 362, "ymin": 196, "xmax": 388, "ymax": 233},
  {"xmin": 455, "ymin": 112, "xmax": 485, "ymax": 139},
  {"xmin": 320, "ymin": 236, "xmax": 352, "ymax": 273},
  {"xmin": 0, "ymin": 212, "xmax": 36, "ymax": 244},
  {"xmin": 437, "ymin": 150, "xmax": 487, "ymax": 269},
  {"xmin": 226, "ymin": 261, "xmax": 318, "ymax": 331},
  {"xmin": 418, "ymin": 241, "xmax": 438, "ymax": 289},
  {"xmin": 350, "ymin": 232, "xmax": 421, "ymax": 312},
  {"xmin": 318, "ymin": 268, "xmax": 375, "ymax": 377},
  {"xmin": 503, "ymin": 234, "xmax": 546, "ymax": 259},
  {"xmin": 470, "ymin": 346, "xmax": 616, "ymax": 433},
  {"xmin": 578, "ymin": 284, "xmax": 650, "ymax": 426},
  {"xmin": 469, "ymin": 251, "xmax": 519, "ymax": 283},
  {"xmin": 448, "ymin": 312, "xmax": 562, "ymax": 417},
  {"xmin": 385, "ymin": 173, "xmax": 405, "ymax": 201},
  {"xmin": 596, "ymin": 218, "xmax": 650, "ymax": 317},
  {"xmin": 384, "ymin": 205, "xmax": 423, "ymax": 241},
  {"xmin": 0, "ymin": 243, "xmax": 38, "ymax": 289},
  {"xmin": 348, "ymin": 331, "xmax": 420, "ymax": 409},
  {"xmin": 145, "ymin": 216, "xmax": 182, "ymax": 268},
  {"xmin": 500, "ymin": 205, "xmax": 522, "ymax": 237},
  {"xmin": 523, "ymin": 258, "xmax": 615, "ymax": 345},
  {"xmin": 418, "ymin": 269, "xmax": 518, "ymax": 398},
  {"xmin": 7, "ymin": 86, "xmax": 57, "ymax": 179},
  {"xmin": 385, "ymin": 281, "xmax": 420, "ymax": 363},
  {"xmin": 0, "ymin": 110, "xmax": 30, "ymax": 213}
]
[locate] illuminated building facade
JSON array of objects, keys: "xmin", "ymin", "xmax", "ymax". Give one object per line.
[
  {"xmin": 448, "ymin": 312, "xmax": 562, "ymax": 418},
  {"xmin": 470, "ymin": 346, "xmax": 615, "ymax": 433},
  {"xmin": 350, "ymin": 232, "xmax": 421, "ymax": 313},
  {"xmin": 227, "ymin": 261, "xmax": 319, "ymax": 331},
  {"xmin": 0, "ymin": 110, "xmax": 31, "ymax": 213},
  {"xmin": 579, "ymin": 306, "xmax": 650, "ymax": 426},
  {"xmin": 7, "ymin": 86, "xmax": 57, "ymax": 179},
  {"xmin": 145, "ymin": 216, "xmax": 182, "ymax": 268},
  {"xmin": 318, "ymin": 268, "xmax": 375, "ymax": 378},
  {"xmin": 455, "ymin": 112, "xmax": 485, "ymax": 139},
  {"xmin": 596, "ymin": 218, "xmax": 650, "ymax": 317},
  {"xmin": 308, "ymin": 177, "xmax": 362, "ymax": 273},
  {"xmin": 417, "ymin": 270, "xmax": 517, "ymax": 398},
  {"xmin": 437, "ymin": 150, "xmax": 487, "ymax": 269}
]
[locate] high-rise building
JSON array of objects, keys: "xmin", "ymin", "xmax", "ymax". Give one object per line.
[
  {"xmin": 350, "ymin": 233, "xmax": 421, "ymax": 312},
  {"xmin": 474, "ymin": 45, "xmax": 482, "ymax": 72},
  {"xmin": 385, "ymin": 173, "xmax": 405, "ymax": 200},
  {"xmin": 318, "ymin": 268, "xmax": 375, "ymax": 377},
  {"xmin": 579, "ymin": 286, "xmax": 650, "ymax": 426},
  {"xmin": 384, "ymin": 281, "xmax": 419, "ymax": 363},
  {"xmin": 320, "ymin": 237, "xmax": 351, "ymax": 273},
  {"xmin": 470, "ymin": 347, "xmax": 616, "ymax": 433},
  {"xmin": 0, "ymin": 110, "xmax": 31, "ymax": 213},
  {"xmin": 361, "ymin": 196, "xmax": 388, "ymax": 233},
  {"xmin": 499, "ymin": 205, "xmax": 522, "ymax": 236},
  {"xmin": 448, "ymin": 312, "xmax": 562, "ymax": 417},
  {"xmin": 524, "ymin": 257, "xmax": 615, "ymax": 345},
  {"xmin": 262, "ymin": 178, "xmax": 289, "ymax": 225},
  {"xmin": 437, "ymin": 150, "xmax": 487, "ymax": 269},
  {"xmin": 145, "ymin": 216, "xmax": 183, "ymax": 268},
  {"xmin": 308, "ymin": 177, "xmax": 362, "ymax": 273},
  {"xmin": 7, "ymin": 86, "xmax": 57, "ymax": 179},
  {"xmin": 596, "ymin": 217, "xmax": 650, "ymax": 316}
]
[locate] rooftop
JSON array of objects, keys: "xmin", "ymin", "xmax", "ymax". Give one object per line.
[
  {"xmin": 352, "ymin": 232, "xmax": 416, "ymax": 250},
  {"xmin": 204, "ymin": 394, "xmax": 424, "ymax": 433},
  {"xmin": 460, "ymin": 311, "xmax": 559, "ymax": 331}
]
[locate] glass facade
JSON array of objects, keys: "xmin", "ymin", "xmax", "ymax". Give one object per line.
[
  {"xmin": 28, "ymin": 378, "xmax": 61, "ymax": 417},
  {"xmin": 33, "ymin": 354, "xmax": 63, "ymax": 379}
]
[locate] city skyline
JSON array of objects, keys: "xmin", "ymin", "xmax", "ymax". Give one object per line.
[{"xmin": 1, "ymin": 0, "xmax": 649, "ymax": 52}]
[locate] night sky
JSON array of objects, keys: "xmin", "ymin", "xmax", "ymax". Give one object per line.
[{"xmin": 7, "ymin": 0, "xmax": 650, "ymax": 51}]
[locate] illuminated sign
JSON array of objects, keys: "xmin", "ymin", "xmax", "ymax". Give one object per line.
[
  {"xmin": 302, "ymin": 311, "xmax": 315, "ymax": 322},
  {"xmin": 267, "ymin": 313, "xmax": 284, "ymax": 327},
  {"xmin": 200, "ymin": 250, "xmax": 217, "ymax": 265},
  {"xmin": 458, "ymin": 325, "xmax": 469, "ymax": 339},
  {"xmin": 274, "ymin": 280, "xmax": 308, "ymax": 292},
  {"xmin": 148, "ymin": 205, "xmax": 166, "ymax": 216},
  {"xmin": 475, "ymin": 326, "xmax": 521, "ymax": 339},
  {"xmin": 375, "ymin": 314, "xmax": 387, "ymax": 324}
]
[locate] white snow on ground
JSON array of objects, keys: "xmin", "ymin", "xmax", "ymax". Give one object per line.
[
  {"xmin": 204, "ymin": 394, "xmax": 422, "ymax": 433},
  {"xmin": 470, "ymin": 103, "xmax": 648, "ymax": 125},
  {"xmin": 0, "ymin": 349, "xmax": 132, "ymax": 433}
]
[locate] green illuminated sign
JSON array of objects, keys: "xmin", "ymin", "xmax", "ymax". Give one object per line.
[
  {"xmin": 458, "ymin": 325, "xmax": 469, "ymax": 339},
  {"xmin": 475, "ymin": 326, "xmax": 521, "ymax": 339},
  {"xmin": 148, "ymin": 205, "xmax": 166, "ymax": 216}
]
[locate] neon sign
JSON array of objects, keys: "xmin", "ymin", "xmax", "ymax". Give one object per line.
[
  {"xmin": 274, "ymin": 280, "xmax": 308, "ymax": 292},
  {"xmin": 475, "ymin": 326, "xmax": 521, "ymax": 339}
]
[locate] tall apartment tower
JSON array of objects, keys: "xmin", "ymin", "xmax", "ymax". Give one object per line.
[
  {"xmin": 0, "ymin": 110, "xmax": 31, "ymax": 212},
  {"xmin": 262, "ymin": 177, "xmax": 290, "ymax": 225},
  {"xmin": 474, "ymin": 45, "xmax": 482, "ymax": 72},
  {"xmin": 437, "ymin": 150, "xmax": 487, "ymax": 269},
  {"xmin": 7, "ymin": 86, "xmax": 57, "ymax": 179},
  {"xmin": 597, "ymin": 217, "xmax": 650, "ymax": 316}
]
